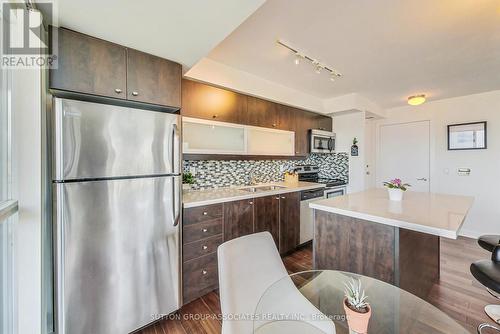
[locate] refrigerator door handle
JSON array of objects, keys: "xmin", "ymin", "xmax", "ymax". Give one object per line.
[
  {"xmin": 171, "ymin": 124, "xmax": 180, "ymax": 175},
  {"xmin": 172, "ymin": 177, "xmax": 181, "ymax": 227}
]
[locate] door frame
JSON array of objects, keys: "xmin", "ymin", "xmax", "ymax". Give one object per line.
[{"xmin": 375, "ymin": 120, "xmax": 433, "ymax": 192}]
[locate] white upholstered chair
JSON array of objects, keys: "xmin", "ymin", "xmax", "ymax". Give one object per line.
[{"xmin": 217, "ymin": 232, "xmax": 335, "ymax": 334}]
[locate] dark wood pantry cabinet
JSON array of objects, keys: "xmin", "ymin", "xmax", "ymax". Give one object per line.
[{"xmin": 50, "ymin": 27, "xmax": 181, "ymax": 109}]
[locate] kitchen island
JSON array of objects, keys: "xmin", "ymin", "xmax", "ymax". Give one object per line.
[{"xmin": 309, "ymin": 188, "xmax": 474, "ymax": 299}]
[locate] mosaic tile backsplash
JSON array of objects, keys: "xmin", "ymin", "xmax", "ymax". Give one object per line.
[{"xmin": 183, "ymin": 153, "xmax": 349, "ymax": 190}]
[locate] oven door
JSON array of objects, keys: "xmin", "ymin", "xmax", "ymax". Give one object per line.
[
  {"xmin": 311, "ymin": 133, "xmax": 335, "ymax": 153},
  {"xmin": 324, "ymin": 186, "xmax": 346, "ymax": 199}
]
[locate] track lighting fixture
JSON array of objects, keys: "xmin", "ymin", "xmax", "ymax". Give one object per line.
[{"xmin": 277, "ymin": 40, "xmax": 343, "ymax": 82}]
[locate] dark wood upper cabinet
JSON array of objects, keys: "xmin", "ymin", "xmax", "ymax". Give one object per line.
[
  {"xmin": 293, "ymin": 109, "xmax": 314, "ymax": 156},
  {"xmin": 246, "ymin": 97, "xmax": 278, "ymax": 128},
  {"xmin": 181, "ymin": 79, "xmax": 246, "ymax": 123},
  {"xmin": 127, "ymin": 49, "xmax": 181, "ymax": 108},
  {"xmin": 223, "ymin": 199, "xmax": 254, "ymax": 241},
  {"xmin": 279, "ymin": 191, "xmax": 301, "ymax": 254},
  {"xmin": 50, "ymin": 27, "xmax": 181, "ymax": 109},
  {"xmin": 180, "ymin": 80, "xmax": 333, "ymax": 157},
  {"xmin": 316, "ymin": 114, "xmax": 333, "ymax": 131},
  {"xmin": 254, "ymin": 195, "xmax": 280, "ymax": 247},
  {"xmin": 50, "ymin": 27, "xmax": 127, "ymax": 99},
  {"xmin": 275, "ymin": 104, "xmax": 294, "ymax": 131}
]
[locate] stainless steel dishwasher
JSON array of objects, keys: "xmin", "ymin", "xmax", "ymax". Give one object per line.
[{"xmin": 299, "ymin": 188, "xmax": 325, "ymax": 245}]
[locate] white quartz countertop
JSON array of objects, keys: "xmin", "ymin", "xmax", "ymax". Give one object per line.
[
  {"xmin": 309, "ymin": 188, "xmax": 474, "ymax": 239},
  {"xmin": 183, "ymin": 181, "xmax": 325, "ymax": 208}
]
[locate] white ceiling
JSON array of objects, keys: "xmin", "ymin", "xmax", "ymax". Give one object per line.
[
  {"xmin": 48, "ymin": 0, "xmax": 266, "ymax": 67},
  {"xmin": 206, "ymin": 0, "xmax": 500, "ymax": 108}
]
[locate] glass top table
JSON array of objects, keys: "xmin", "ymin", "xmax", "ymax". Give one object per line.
[{"xmin": 253, "ymin": 270, "xmax": 468, "ymax": 334}]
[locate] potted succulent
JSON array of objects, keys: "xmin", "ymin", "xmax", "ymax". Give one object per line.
[
  {"xmin": 383, "ymin": 178, "xmax": 410, "ymax": 201},
  {"xmin": 182, "ymin": 171, "xmax": 195, "ymax": 190},
  {"xmin": 343, "ymin": 278, "xmax": 371, "ymax": 334}
]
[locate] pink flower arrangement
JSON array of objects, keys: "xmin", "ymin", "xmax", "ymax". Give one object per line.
[{"xmin": 383, "ymin": 178, "xmax": 411, "ymax": 191}]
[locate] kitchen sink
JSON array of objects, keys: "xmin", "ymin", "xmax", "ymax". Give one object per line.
[{"xmin": 238, "ymin": 185, "xmax": 286, "ymax": 192}]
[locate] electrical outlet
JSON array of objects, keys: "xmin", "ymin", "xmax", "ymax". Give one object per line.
[{"xmin": 457, "ymin": 168, "xmax": 471, "ymax": 176}]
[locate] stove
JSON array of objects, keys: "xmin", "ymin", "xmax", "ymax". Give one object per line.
[
  {"xmin": 316, "ymin": 178, "xmax": 347, "ymax": 187},
  {"xmin": 294, "ymin": 165, "xmax": 347, "ymax": 187}
]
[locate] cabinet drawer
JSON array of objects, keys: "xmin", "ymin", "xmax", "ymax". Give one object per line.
[
  {"xmin": 183, "ymin": 235, "xmax": 223, "ymax": 262},
  {"xmin": 183, "ymin": 204, "xmax": 223, "ymax": 225},
  {"xmin": 183, "ymin": 219, "xmax": 222, "ymax": 244},
  {"xmin": 183, "ymin": 253, "xmax": 218, "ymax": 303}
]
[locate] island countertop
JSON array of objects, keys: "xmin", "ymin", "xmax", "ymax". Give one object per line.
[{"xmin": 309, "ymin": 188, "xmax": 474, "ymax": 239}]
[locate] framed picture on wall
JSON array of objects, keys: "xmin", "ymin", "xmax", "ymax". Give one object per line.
[{"xmin": 447, "ymin": 121, "xmax": 487, "ymax": 150}]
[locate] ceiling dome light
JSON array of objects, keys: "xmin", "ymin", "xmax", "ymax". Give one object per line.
[{"xmin": 407, "ymin": 94, "xmax": 426, "ymax": 106}]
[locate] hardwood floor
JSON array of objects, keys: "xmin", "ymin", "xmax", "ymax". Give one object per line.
[{"xmin": 138, "ymin": 237, "xmax": 496, "ymax": 334}]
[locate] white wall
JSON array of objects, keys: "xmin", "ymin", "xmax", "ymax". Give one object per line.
[
  {"xmin": 372, "ymin": 90, "xmax": 500, "ymax": 238},
  {"xmin": 324, "ymin": 93, "xmax": 386, "ymax": 118},
  {"xmin": 332, "ymin": 112, "xmax": 366, "ymax": 193},
  {"xmin": 11, "ymin": 65, "xmax": 42, "ymax": 334}
]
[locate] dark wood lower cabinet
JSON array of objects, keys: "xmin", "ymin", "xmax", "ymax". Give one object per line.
[
  {"xmin": 223, "ymin": 199, "xmax": 255, "ymax": 241},
  {"xmin": 254, "ymin": 195, "xmax": 280, "ymax": 247},
  {"xmin": 182, "ymin": 192, "xmax": 302, "ymax": 304},
  {"xmin": 182, "ymin": 253, "xmax": 219, "ymax": 304},
  {"xmin": 279, "ymin": 192, "xmax": 301, "ymax": 254}
]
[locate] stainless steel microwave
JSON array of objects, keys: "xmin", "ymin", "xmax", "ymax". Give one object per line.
[{"xmin": 310, "ymin": 129, "xmax": 335, "ymax": 153}]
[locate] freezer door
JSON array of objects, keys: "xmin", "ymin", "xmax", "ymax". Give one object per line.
[
  {"xmin": 55, "ymin": 176, "xmax": 181, "ymax": 334},
  {"xmin": 53, "ymin": 98, "xmax": 181, "ymax": 181}
]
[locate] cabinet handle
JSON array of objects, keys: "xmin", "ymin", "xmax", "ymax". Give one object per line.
[
  {"xmin": 202, "ymin": 270, "xmax": 208, "ymax": 275},
  {"xmin": 132, "ymin": 91, "xmax": 139, "ymax": 96},
  {"xmin": 114, "ymin": 88, "xmax": 122, "ymax": 94},
  {"xmin": 203, "ymin": 212, "xmax": 208, "ymax": 216},
  {"xmin": 281, "ymin": 196, "xmax": 286, "ymax": 199},
  {"xmin": 202, "ymin": 245, "xmax": 208, "ymax": 250},
  {"xmin": 275, "ymin": 197, "xmax": 280, "ymax": 200},
  {"xmin": 202, "ymin": 228, "xmax": 208, "ymax": 233},
  {"xmin": 272, "ymin": 123, "xmax": 277, "ymax": 127},
  {"xmin": 212, "ymin": 115, "xmax": 218, "ymax": 119},
  {"xmin": 249, "ymin": 201, "xmax": 253, "ymax": 205}
]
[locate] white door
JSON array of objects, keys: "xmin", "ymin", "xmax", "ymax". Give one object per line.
[{"xmin": 377, "ymin": 121, "xmax": 430, "ymax": 192}]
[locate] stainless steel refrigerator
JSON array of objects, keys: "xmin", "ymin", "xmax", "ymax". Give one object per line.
[{"xmin": 52, "ymin": 98, "xmax": 181, "ymax": 334}]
